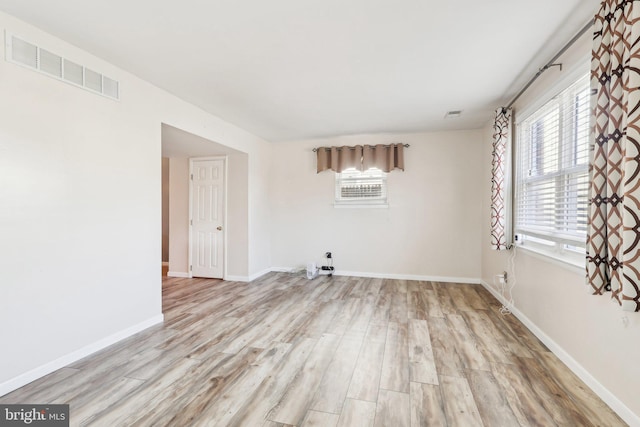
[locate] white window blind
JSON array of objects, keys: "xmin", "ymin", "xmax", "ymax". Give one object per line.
[
  {"xmin": 515, "ymin": 74, "xmax": 590, "ymax": 252},
  {"xmin": 335, "ymin": 167, "xmax": 387, "ymax": 206}
]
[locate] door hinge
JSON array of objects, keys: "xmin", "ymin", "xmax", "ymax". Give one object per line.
[
  {"xmin": 190, "ymin": 219, "xmax": 193, "ymax": 226},
  {"xmin": 190, "ymin": 265, "xmax": 192, "ymax": 271},
  {"xmin": 190, "ymin": 173, "xmax": 193, "ymax": 180}
]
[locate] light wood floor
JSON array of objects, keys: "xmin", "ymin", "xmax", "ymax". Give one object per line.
[{"xmin": 0, "ymin": 273, "xmax": 626, "ymax": 426}]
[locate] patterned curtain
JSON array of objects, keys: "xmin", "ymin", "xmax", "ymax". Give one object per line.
[
  {"xmin": 587, "ymin": 0, "xmax": 640, "ymax": 312},
  {"xmin": 491, "ymin": 108, "xmax": 512, "ymax": 250}
]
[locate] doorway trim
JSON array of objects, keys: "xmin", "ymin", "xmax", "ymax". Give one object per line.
[{"xmin": 188, "ymin": 156, "xmax": 228, "ymax": 279}]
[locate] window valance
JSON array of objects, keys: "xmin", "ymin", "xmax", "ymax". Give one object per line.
[{"xmin": 315, "ymin": 143, "xmax": 407, "ymax": 173}]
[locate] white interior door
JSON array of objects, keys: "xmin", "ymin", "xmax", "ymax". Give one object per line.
[{"xmin": 190, "ymin": 158, "xmax": 225, "ymax": 278}]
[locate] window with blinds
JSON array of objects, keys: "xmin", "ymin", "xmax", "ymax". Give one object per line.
[
  {"xmin": 335, "ymin": 168, "xmax": 388, "ymax": 206},
  {"xmin": 515, "ymin": 74, "xmax": 590, "ymax": 255}
]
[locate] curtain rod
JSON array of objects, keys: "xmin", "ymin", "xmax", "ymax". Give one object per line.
[
  {"xmin": 312, "ymin": 143, "xmax": 409, "ymax": 152},
  {"xmin": 504, "ymin": 18, "xmax": 594, "ymax": 110}
]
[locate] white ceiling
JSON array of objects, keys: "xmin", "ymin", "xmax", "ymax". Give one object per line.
[{"xmin": 0, "ymin": 0, "xmax": 598, "ymax": 142}]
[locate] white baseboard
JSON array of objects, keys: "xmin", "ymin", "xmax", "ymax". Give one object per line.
[
  {"xmin": 0, "ymin": 314, "xmax": 164, "ymax": 397},
  {"xmin": 480, "ymin": 280, "xmax": 640, "ymax": 427},
  {"xmin": 270, "ymin": 267, "xmax": 482, "ymax": 285},
  {"xmin": 333, "ymin": 270, "xmax": 481, "ymax": 284},
  {"xmin": 224, "ymin": 275, "xmax": 249, "ymax": 282},
  {"xmin": 225, "ymin": 268, "xmax": 273, "ymax": 283},
  {"xmin": 270, "ymin": 267, "xmax": 296, "ymax": 273},
  {"xmin": 265, "ymin": 267, "xmax": 481, "ymax": 284},
  {"xmin": 227, "ymin": 267, "xmax": 481, "ymax": 285},
  {"xmin": 167, "ymin": 271, "xmax": 190, "ymax": 278},
  {"xmin": 249, "ymin": 268, "xmax": 272, "ymax": 281}
]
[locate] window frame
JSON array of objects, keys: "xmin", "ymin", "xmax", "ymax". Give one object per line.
[
  {"xmin": 514, "ymin": 62, "xmax": 590, "ymax": 266},
  {"xmin": 334, "ymin": 167, "xmax": 389, "ymax": 208}
]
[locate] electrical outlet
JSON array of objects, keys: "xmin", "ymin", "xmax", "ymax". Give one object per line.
[{"xmin": 498, "ymin": 271, "xmax": 507, "ymax": 284}]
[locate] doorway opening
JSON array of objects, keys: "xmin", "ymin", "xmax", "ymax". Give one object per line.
[{"xmin": 160, "ymin": 123, "xmax": 249, "ymax": 307}]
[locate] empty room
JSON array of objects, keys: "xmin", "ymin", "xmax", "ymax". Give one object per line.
[{"xmin": 1, "ymin": 0, "xmax": 639, "ymax": 426}]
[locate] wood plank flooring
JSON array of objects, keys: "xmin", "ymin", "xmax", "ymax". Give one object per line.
[{"xmin": 0, "ymin": 273, "xmax": 626, "ymax": 426}]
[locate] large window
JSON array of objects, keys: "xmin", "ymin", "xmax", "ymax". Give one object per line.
[{"xmin": 515, "ymin": 74, "xmax": 590, "ymax": 261}]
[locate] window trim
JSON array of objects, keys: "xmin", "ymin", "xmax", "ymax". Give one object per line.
[{"xmin": 515, "ymin": 237, "xmax": 586, "ymax": 273}]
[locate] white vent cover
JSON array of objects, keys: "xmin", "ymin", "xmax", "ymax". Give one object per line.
[
  {"xmin": 84, "ymin": 68, "xmax": 102, "ymax": 92},
  {"xmin": 63, "ymin": 59, "xmax": 83, "ymax": 85},
  {"xmin": 11, "ymin": 37, "xmax": 37, "ymax": 68},
  {"xmin": 40, "ymin": 49, "xmax": 62, "ymax": 77},
  {"xmin": 103, "ymin": 76, "xmax": 119, "ymax": 99},
  {"xmin": 5, "ymin": 32, "xmax": 119, "ymax": 100}
]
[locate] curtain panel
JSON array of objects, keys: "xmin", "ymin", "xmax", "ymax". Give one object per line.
[
  {"xmin": 316, "ymin": 144, "xmax": 405, "ymax": 173},
  {"xmin": 491, "ymin": 108, "xmax": 512, "ymax": 250},
  {"xmin": 587, "ymin": 0, "xmax": 640, "ymax": 312}
]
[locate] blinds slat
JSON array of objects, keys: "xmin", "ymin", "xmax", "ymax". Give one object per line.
[{"xmin": 515, "ymin": 74, "xmax": 590, "ymax": 246}]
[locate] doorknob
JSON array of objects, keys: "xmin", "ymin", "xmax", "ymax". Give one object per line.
[{"xmin": 217, "ymin": 226, "xmax": 223, "ymax": 231}]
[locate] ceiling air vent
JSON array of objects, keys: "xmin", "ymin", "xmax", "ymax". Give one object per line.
[
  {"xmin": 5, "ymin": 31, "xmax": 120, "ymax": 100},
  {"xmin": 445, "ymin": 110, "xmax": 462, "ymax": 119}
]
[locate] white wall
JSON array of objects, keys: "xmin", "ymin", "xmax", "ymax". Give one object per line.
[
  {"xmin": 168, "ymin": 158, "xmax": 189, "ymax": 275},
  {"xmin": 228, "ymin": 153, "xmax": 250, "ymax": 277},
  {"xmin": 161, "ymin": 158, "xmax": 170, "ymax": 263},
  {"xmin": 248, "ymin": 143, "xmax": 273, "ymax": 278},
  {"xmin": 0, "ymin": 11, "xmax": 271, "ymax": 393},
  {"xmin": 480, "ymin": 30, "xmax": 640, "ymax": 424},
  {"xmin": 270, "ymin": 131, "xmax": 483, "ymax": 280}
]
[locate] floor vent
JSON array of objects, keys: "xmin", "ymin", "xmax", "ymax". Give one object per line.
[{"xmin": 5, "ymin": 32, "xmax": 119, "ymax": 100}]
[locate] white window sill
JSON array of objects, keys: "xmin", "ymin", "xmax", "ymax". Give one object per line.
[
  {"xmin": 334, "ymin": 203, "xmax": 389, "ymax": 209},
  {"xmin": 515, "ymin": 242, "xmax": 585, "ymax": 274}
]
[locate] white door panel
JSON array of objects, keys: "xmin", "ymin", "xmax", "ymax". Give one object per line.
[{"xmin": 190, "ymin": 159, "xmax": 224, "ymax": 278}]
